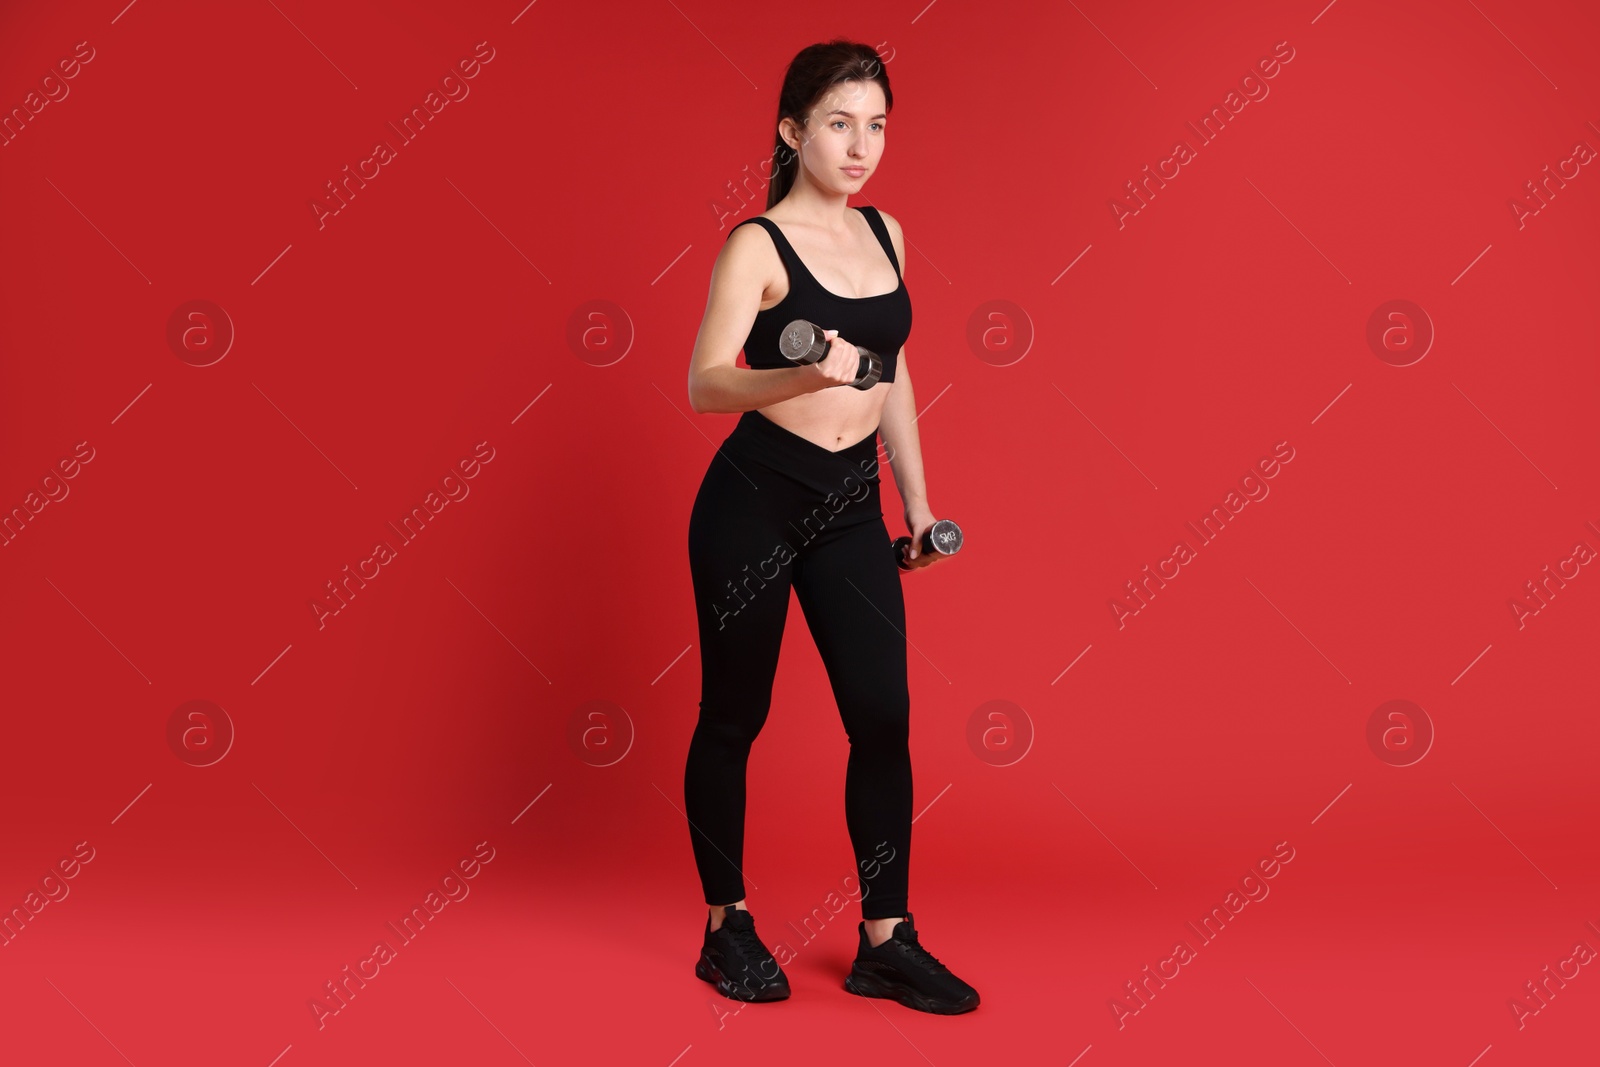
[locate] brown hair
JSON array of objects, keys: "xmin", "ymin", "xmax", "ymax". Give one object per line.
[{"xmin": 767, "ymin": 40, "xmax": 893, "ymax": 209}]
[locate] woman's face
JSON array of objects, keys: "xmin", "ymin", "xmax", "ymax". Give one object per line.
[{"xmin": 786, "ymin": 79, "xmax": 887, "ymax": 194}]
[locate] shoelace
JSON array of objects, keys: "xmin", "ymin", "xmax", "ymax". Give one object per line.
[
  {"xmin": 725, "ymin": 921, "xmax": 776, "ymax": 971},
  {"xmin": 892, "ymin": 932, "xmax": 950, "ymax": 974}
]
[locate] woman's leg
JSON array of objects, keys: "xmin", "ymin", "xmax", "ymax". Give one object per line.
[
  {"xmin": 683, "ymin": 446, "xmax": 797, "ymax": 912},
  {"xmin": 791, "ymin": 516, "xmax": 912, "ymax": 921}
]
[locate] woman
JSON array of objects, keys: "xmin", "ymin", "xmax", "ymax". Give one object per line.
[{"xmin": 682, "ymin": 39, "xmax": 979, "ymax": 1016}]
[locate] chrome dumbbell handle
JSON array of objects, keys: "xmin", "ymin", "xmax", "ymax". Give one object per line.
[{"xmin": 777, "ymin": 319, "xmax": 883, "ymax": 390}]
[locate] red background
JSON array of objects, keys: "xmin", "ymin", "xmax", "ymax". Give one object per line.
[{"xmin": 2, "ymin": 1, "xmax": 1597, "ymax": 1064}]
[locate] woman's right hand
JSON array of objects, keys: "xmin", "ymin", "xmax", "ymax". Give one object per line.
[{"xmin": 809, "ymin": 328, "xmax": 863, "ymax": 389}]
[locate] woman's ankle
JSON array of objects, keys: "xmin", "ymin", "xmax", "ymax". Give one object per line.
[{"xmin": 708, "ymin": 899, "xmax": 748, "ymax": 931}]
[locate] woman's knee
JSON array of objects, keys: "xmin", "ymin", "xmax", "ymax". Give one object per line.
[
  {"xmin": 839, "ymin": 688, "xmax": 910, "ymax": 749},
  {"xmin": 691, "ymin": 699, "xmax": 772, "ymax": 749}
]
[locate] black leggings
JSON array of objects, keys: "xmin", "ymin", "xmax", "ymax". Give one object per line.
[{"xmin": 684, "ymin": 409, "xmax": 911, "ymax": 920}]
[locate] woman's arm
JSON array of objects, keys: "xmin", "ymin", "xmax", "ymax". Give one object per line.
[
  {"xmin": 688, "ymin": 225, "xmax": 828, "ymax": 414},
  {"xmin": 879, "ymin": 350, "xmax": 938, "ymax": 561},
  {"xmin": 691, "ymin": 364, "xmax": 821, "ymax": 414},
  {"xmin": 874, "ymin": 212, "xmax": 941, "ymax": 565}
]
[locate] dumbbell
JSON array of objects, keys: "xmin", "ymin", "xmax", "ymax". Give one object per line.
[
  {"xmin": 778, "ymin": 319, "xmax": 883, "ymax": 389},
  {"xmin": 894, "ymin": 519, "xmax": 964, "ymax": 571}
]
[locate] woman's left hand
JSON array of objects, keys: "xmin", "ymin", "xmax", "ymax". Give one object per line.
[{"xmin": 901, "ymin": 506, "xmax": 943, "ymax": 570}]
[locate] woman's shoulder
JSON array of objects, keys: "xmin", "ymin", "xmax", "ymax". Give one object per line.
[
  {"xmin": 725, "ymin": 212, "xmax": 776, "ymax": 236},
  {"xmin": 722, "ymin": 215, "xmax": 781, "ymax": 261},
  {"xmin": 716, "ymin": 216, "xmax": 784, "ymax": 293}
]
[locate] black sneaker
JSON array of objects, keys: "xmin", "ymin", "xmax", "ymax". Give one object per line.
[
  {"xmin": 844, "ymin": 912, "xmax": 979, "ymax": 1014},
  {"xmin": 694, "ymin": 907, "xmax": 791, "ymax": 1002}
]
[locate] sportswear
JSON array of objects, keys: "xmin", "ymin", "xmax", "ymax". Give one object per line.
[
  {"xmin": 695, "ymin": 906, "xmax": 792, "ymax": 1002},
  {"xmin": 727, "ymin": 206, "xmax": 912, "ymax": 384},
  {"xmin": 685, "ymin": 407, "xmax": 912, "ymax": 921},
  {"xmin": 844, "ymin": 912, "xmax": 980, "ymax": 1014}
]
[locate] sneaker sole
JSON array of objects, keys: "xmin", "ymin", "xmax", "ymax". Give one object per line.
[
  {"xmin": 844, "ymin": 968, "xmax": 979, "ymax": 1015},
  {"xmin": 696, "ymin": 952, "xmax": 791, "ymax": 1002}
]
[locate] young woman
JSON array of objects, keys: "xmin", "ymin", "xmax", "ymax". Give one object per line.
[{"xmin": 682, "ymin": 39, "xmax": 979, "ymax": 1016}]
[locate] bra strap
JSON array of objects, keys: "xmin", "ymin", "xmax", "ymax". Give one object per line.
[
  {"xmin": 856, "ymin": 206, "xmax": 901, "ymax": 278},
  {"xmin": 728, "ymin": 216, "xmax": 806, "ymax": 276}
]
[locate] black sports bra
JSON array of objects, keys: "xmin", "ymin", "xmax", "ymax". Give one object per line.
[{"xmin": 726, "ymin": 206, "xmax": 913, "ymax": 384}]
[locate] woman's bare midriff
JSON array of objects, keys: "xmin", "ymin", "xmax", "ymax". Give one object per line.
[{"xmin": 756, "ymin": 381, "xmax": 889, "ymax": 452}]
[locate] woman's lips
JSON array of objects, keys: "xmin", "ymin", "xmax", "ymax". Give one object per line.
[{"xmin": 842, "ymin": 167, "xmax": 866, "ymax": 176}]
